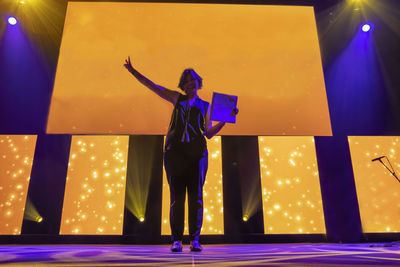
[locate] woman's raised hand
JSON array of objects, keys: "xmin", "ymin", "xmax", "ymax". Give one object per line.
[
  {"xmin": 124, "ymin": 56, "xmax": 135, "ymax": 73},
  {"xmin": 231, "ymin": 108, "xmax": 239, "ymax": 116}
]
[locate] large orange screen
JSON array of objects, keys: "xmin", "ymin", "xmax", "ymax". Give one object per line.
[{"xmin": 47, "ymin": 2, "xmax": 331, "ymax": 136}]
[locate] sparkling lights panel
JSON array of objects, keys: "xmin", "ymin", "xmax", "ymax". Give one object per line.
[
  {"xmin": 0, "ymin": 135, "xmax": 37, "ymax": 235},
  {"xmin": 258, "ymin": 137, "xmax": 325, "ymax": 234},
  {"xmin": 60, "ymin": 136, "xmax": 128, "ymax": 235},
  {"xmin": 348, "ymin": 136, "xmax": 400, "ymax": 233},
  {"xmin": 162, "ymin": 137, "xmax": 224, "ymax": 235}
]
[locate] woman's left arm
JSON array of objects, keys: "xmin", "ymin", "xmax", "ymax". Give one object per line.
[{"xmin": 205, "ymin": 104, "xmax": 238, "ymax": 139}]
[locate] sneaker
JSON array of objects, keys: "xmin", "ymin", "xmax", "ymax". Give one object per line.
[
  {"xmin": 190, "ymin": 241, "xmax": 202, "ymax": 252},
  {"xmin": 171, "ymin": 241, "xmax": 182, "ymax": 252}
]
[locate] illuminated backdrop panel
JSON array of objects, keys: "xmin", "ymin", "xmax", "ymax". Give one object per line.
[
  {"xmin": 47, "ymin": 2, "xmax": 331, "ymax": 136},
  {"xmin": 258, "ymin": 136, "xmax": 325, "ymax": 234},
  {"xmin": 162, "ymin": 137, "xmax": 224, "ymax": 235},
  {"xmin": 0, "ymin": 135, "xmax": 37, "ymax": 235},
  {"xmin": 348, "ymin": 136, "xmax": 400, "ymax": 233},
  {"xmin": 60, "ymin": 136, "xmax": 128, "ymax": 235}
]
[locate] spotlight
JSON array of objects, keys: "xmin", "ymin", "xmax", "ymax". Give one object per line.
[
  {"xmin": 362, "ymin": 24, "xmax": 371, "ymax": 32},
  {"xmin": 243, "ymin": 215, "xmax": 248, "ymax": 222},
  {"xmin": 7, "ymin": 16, "xmax": 18, "ymax": 25},
  {"xmin": 36, "ymin": 216, "xmax": 43, "ymax": 223},
  {"xmin": 139, "ymin": 217, "xmax": 145, "ymax": 223}
]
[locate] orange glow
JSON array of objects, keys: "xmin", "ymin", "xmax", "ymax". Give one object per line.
[
  {"xmin": 258, "ymin": 136, "xmax": 325, "ymax": 234},
  {"xmin": 162, "ymin": 137, "xmax": 224, "ymax": 235},
  {"xmin": 47, "ymin": 2, "xmax": 331, "ymax": 136},
  {"xmin": 60, "ymin": 136, "xmax": 128, "ymax": 235},
  {"xmin": 0, "ymin": 135, "xmax": 37, "ymax": 235},
  {"xmin": 349, "ymin": 136, "xmax": 400, "ymax": 233}
]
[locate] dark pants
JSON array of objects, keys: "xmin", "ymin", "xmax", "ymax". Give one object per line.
[{"xmin": 164, "ymin": 149, "xmax": 208, "ymax": 242}]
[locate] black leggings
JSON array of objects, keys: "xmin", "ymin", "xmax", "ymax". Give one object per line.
[{"xmin": 164, "ymin": 150, "xmax": 208, "ymax": 242}]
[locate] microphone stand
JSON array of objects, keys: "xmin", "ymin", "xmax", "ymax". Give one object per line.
[
  {"xmin": 369, "ymin": 156, "xmax": 400, "ymax": 247},
  {"xmin": 374, "ymin": 156, "xmax": 400, "ymax": 184}
]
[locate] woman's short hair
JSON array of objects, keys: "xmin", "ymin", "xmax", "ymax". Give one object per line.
[{"xmin": 178, "ymin": 68, "xmax": 203, "ymax": 90}]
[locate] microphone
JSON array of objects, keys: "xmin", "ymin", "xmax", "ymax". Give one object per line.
[{"xmin": 371, "ymin": 156, "xmax": 385, "ymax": 162}]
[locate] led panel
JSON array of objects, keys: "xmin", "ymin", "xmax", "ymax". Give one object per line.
[
  {"xmin": 0, "ymin": 135, "xmax": 37, "ymax": 235},
  {"xmin": 60, "ymin": 136, "xmax": 128, "ymax": 235},
  {"xmin": 348, "ymin": 136, "xmax": 400, "ymax": 233},
  {"xmin": 47, "ymin": 2, "xmax": 331, "ymax": 136},
  {"xmin": 258, "ymin": 136, "xmax": 325, "ymax": 234},
  {"xmin": 162, "ymin": 137, "xmax": 223, "ymax": 235}
]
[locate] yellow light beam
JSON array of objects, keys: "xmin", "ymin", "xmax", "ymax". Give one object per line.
[
  {"xmin": 124, "ymin": 136, "xmax": 159, "ymax": 222},
  {"xmin": 23, "ymin": 198, "xmax": 43, "ymax": 223}
]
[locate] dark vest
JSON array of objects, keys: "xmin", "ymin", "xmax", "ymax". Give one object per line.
[{"xmin": 165, "ymin": 93, "xmax": 209, "ymax": 158}]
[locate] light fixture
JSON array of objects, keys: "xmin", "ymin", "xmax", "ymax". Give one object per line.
[
  {"xmin": 8, "ymin": 16, "xmax": 18, "ymax": 25},
  {"xmin": 362, "ymin": 23, "xmax": 371, "ymax": 32}
]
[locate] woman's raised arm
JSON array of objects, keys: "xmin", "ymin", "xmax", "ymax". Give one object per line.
[{"xmin": 124, "ymin": 56, "xmax": 179, "ymax": 105}]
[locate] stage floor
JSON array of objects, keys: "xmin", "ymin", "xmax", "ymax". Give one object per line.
[{"xmin": 0, "ymin": 243, "xmax": 400, "ymax": 266}]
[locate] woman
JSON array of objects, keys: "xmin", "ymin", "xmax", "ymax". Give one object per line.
[{"xmin": 124, "ymin": 57, "xmax": 237, "ymax": 252}]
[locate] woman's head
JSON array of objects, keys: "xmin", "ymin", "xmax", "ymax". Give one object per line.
[{"xmin": 178, "ymin": 69, "xmax": 203, "ymax": 94}]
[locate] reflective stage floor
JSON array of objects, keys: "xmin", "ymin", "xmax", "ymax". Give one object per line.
[{"xmin": 1, "ymin": 243, "xmax": 400, "ymax": 266}]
